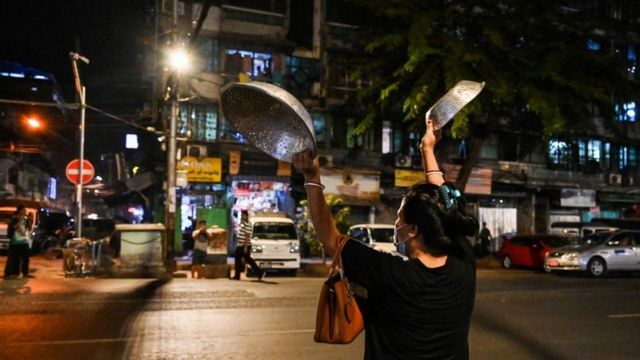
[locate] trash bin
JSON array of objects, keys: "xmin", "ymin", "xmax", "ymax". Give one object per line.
[{"xmin": 114, "ymin": 223, "xmax": 166, "ymax": 278}]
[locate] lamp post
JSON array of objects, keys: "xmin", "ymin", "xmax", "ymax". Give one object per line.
[
  {"xmin": 70, "ymin": 52, "xmax": 89, "ymax": 238},
  {"xmin": 164, "ymin": 46, "xmax": 190, "ymax": 266}
]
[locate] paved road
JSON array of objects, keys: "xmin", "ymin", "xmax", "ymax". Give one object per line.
[{"xmin": 0, "ymin": 268, "xmax": 639, "ymax": 359}]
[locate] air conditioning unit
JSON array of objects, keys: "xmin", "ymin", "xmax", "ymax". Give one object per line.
[
  {"xmin": 623, "ymin": 175, "xmax": 635, "ymax": 187},
  {"xmin": 318, "ymin": 154, "xmax": 333, "ymax": 168},
  {"xmin": 395, "ymin": 154, "xmax": 412, "ymax": 168},
  {"xmin": 311, "ymin": 82, "xmax": 323, "ymax": 97},
  {"xmin": 608, "ymin": 173, "xmax": 623, "ymax": 186},
  {"xmin": 187, "ymin": 145, "xmax": 207, "ymax": 158}
]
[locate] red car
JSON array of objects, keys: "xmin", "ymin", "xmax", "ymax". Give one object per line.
[{"xmin": 498, "ymin": 235, "xmax": 570, "ymax": 270}]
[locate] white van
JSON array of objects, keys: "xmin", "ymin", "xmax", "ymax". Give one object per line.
[{"xmin": 249, "ymin": 216, "xmax": 300, "ymax": 275}]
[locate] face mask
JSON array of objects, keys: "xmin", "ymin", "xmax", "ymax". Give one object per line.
[{"xmin": 393, "ymin": 224, "xmax": 412, "ymax": 256}]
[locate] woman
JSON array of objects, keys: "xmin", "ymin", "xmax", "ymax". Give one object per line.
[{"xmin": 292, "ymin": 119, "xmax": 478, "ymax": 359}]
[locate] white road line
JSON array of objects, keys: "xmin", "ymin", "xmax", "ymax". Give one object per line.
[
  {"xmin": 9, "ymin": 329, "xmax": 316, "ymax": 346},
  {"xmin": 608, "ymin": 313, "xmax": 640, "ymax": 318}
]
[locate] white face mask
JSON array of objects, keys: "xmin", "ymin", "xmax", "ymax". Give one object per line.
[{"xmin": 393, "ymin": 224, "xmax": 412, "ymax": 256}]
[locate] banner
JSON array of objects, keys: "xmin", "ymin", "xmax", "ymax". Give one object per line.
[
  {"xmin": 561, "ymin": 188, "xmax": 596, "ymax": 207},
  {"xmin": 394, "ymin": 169, "xmax": 424, "ymax": 188},
  {"xmin": 442, "ymin": 164, "xmax": 493, "ymax": 195},
  {"xmin": 320, "ymin": 169, "xmax": 380, "ymax": 201},
  {"xmin": 177, "ymin": 156, "xmax": 222, "ymax": 183}
]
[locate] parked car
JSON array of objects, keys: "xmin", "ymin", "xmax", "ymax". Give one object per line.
[
  {"xmin": 0, "ymin": 200, "xmax": 73, "ymax": 253},
  {"xmin": 249, "ymin": 215, "xmax": 300, "ymax": 275},
  {"xmin": 544, "ymin": 231, "xmax": 640, "ymax": 277},
  {"xmin": 347, "ymin": 224, "xmax": 401, "ymax": 256},
  {"xmin": 498, "ymin": 235, "xmax": 570, "ymax": 270}
]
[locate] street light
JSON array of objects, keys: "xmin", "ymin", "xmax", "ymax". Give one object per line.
[
  {"xmin": 167, "ymin": 48, "xmax": 191, "ymax": 73},
  {"xmin": 26, "ymin": 117, "xmax": 43, "ymax": 130}
]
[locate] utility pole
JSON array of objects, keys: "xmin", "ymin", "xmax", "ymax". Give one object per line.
[
  {"xmin": 70, "ymin": 52, "xmax": 89, "ymax": 238},
  {"xmin": 164, "ymin": 0, "xmax": 180, "ymax": 270}
]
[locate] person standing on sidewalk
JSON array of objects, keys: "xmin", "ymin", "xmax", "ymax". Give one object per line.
[
  {"xmin": 3, "ymin": 205, "xmax": 33, "ymax": 279},
  {"xmin": 232, "ymin": 210, "xmax": 266, "ymax": 281},
  {"xmin": 191, "ymin": 220, "xmax": 212, "ymax": 279}
]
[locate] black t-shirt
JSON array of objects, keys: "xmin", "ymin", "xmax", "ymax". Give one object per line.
[{"xmin": 341, "ymin": 239, "xmax": 476, "ymax": 360}]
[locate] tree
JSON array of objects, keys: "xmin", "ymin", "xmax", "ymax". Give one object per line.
[
  {"xmin": 348, "ymin": 0, "xmax": 640, "ymax": 186},
  {"xmin": 296, "ymin": 195, "xmax": 351, "ymax": 264}
]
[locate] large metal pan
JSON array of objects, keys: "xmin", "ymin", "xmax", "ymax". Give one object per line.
[
  {"xmin": 426, "ymin": 80, "xmax": 485, "ymax": 130},
  {"xmin": 220, "ymin": 81, "xmax": 316, "ymax": 163}
]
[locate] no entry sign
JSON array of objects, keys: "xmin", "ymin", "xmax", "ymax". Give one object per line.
[{"xmin": 65, "ymin": 159, "xmax": 95, "ymax": 185}]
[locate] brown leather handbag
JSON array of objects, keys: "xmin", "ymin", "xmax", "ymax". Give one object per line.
[{"xmin": 314, "ymin": 238, "xmax": 364, "ymax": 344}]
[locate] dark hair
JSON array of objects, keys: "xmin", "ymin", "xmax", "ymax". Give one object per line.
[
  {"xmin": 15, "ymin": 205, "xmax": 25, "ymax": 214},
  {"xmin": 402, "ymin": 182, "xmax": 478, "ymax": 256},
  {"xmin": 241, "ymin": 210, "xmax": 249, "ymax": 217},
  {"xmin": 198, "ymin": 220, "xmax": 206, "ymax": 225}
]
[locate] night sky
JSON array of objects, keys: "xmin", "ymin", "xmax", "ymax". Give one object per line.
[{"xmin": 0, "ymin": 0, "xmax": 151, "ymax": 107}]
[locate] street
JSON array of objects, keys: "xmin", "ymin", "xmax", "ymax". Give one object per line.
[{"xmin": 1, "ymin": 265, "xmax": 640, "ymax": 360}]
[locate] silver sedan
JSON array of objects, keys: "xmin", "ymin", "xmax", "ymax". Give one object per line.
[{"xmin": 544, "ymin": 231, "xmax": 640, "ymax": 277}]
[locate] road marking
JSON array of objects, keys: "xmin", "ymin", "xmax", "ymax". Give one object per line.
[
  {"xmin": 8, "ymin": 329, "xmax": 316, "ymax": 346},
  {"xmin": 608, "ymin": 313, "xmax": 640, "ymax": 318}
]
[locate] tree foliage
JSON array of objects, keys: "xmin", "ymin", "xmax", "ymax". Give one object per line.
[
  {"xmin": 349, "ymin": 0, "xmax": 640, "ymax": 139},
  {"xmin": 296, "ymin": 195, "xmax": 351, "ymax": 263}
]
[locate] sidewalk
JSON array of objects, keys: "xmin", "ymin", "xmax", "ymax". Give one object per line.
[{"xmin": 0, "ymin": 253, "xmax": 64, "ymax": 279}]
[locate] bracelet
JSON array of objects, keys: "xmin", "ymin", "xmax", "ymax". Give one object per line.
[
  {"xmin": 304, "ymin": 182, "xmax": 325, "ymax": 190},
  {"xmin": 425, "ymin": 170, "xmax": 444, "ymax": 176}
]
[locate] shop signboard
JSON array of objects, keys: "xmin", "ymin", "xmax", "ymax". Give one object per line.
[
  {"xmin": 320, "ymin": 169, "xmax": 380, "ymax": 201},
  {"xmin": 561, "ymin": 188, "xmax": 596, "ymax": 207},
  {"xmin": 177, "ymin": 156, "xmax": 222, "ymax": 183},
  {"xmin": 442, "ymin": 164, "xmax": 493, "ymax": 195},
  {"xmin": 395, "ymin": 169, "xmax": 424, "ymax": 188}
]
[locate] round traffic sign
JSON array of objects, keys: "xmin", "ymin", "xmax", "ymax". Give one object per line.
[{"xmin": 65, "ymin": 159, "xmax": 95, "ymax": 185}]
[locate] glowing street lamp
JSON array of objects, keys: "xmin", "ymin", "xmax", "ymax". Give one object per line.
[
  {"xmin": 25, "ymin": 116, "xmax": 43, "ymax": 130},
  {"xmin": 167, "ymin": 48, "xmax": 191, "ymax": 73}
]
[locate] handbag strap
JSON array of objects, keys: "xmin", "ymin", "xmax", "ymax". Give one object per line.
[{"xmin": 328, "ymin": 237, "xmax": 350, "ymax": 278}]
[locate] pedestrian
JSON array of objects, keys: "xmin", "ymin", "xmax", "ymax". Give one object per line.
[
  {"xmin": 232, "ymin": 210, "xmax": 266, "ymax": 281},
  {"xmin": 292, "ymin": 118, "xmax": 478, "ymax": 359},
  {"xmin": 191, "ymin": 220, "xmax": 212, "ymax": 279},
  {"xmin": 3, "ymin": 205, "xmax": 33, "ymax": 279},
  {"xmin": 478, "ymin": 222, "xmax": 493, "ymax": 257}
]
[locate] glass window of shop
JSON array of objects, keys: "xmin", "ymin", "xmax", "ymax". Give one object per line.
[
  {"xmin": 230, "ymin": 180, "xmax": 289, "ymax": 226},
  {"xmin": 180, "ymin": 184, "xmax": 227, "ymax": 232},
  {"xmin": 548, "ymin": 139, "xmax": 571, "ymax": 169}
]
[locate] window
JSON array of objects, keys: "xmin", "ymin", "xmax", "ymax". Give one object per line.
[
  {"xmin": 615, "ymin": 101, "xmax": 637, "ymax": 122},
  {"xmin": 587, "ymin": 38, "xmax": 601, "ymax": 51},
  {"xmin": 628, "ymin": 45, "xmax": 637, "ymax": 76},
  {"xmin": 604, "ymin": 142, "xmax": 611, "ymax": 169},
  {"xmin": 587, "ymin": 139, "xmax": 602, "ymax": 162},
  {"xmin": 195, "ymin": 38, "xmax": 219, "ymax": 72},
  {"xmin": 629, "ymin": 146, "xmax": 638, "ymax": 169},
  {"xmin": 619, "ymin": 145, "xmax": 629, "ymax": 169},
  {"xmin": 578, "ymin": 140, "xmax": 586, "ymax": 166},
  {"xmin": 382, "ymin": 121, "xmax": 392, "ymax": 154},
  {"xmin": 311, "ymin": 113, "xmax": 327, "ymax": 145},
  {"xmin": 286, "ymin": 56, "xmax": 322, "ymax": 96},
  {"xmin": 177, "ymin": 104, "xmax": 218, "ymax": 142},
  {"xmin": 548, "ymin": 139, "xmax": 571, "ymax": 168},
  {"xmin": 224, "ymin": 49, "xmax": 272, "ymax": 78}
]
